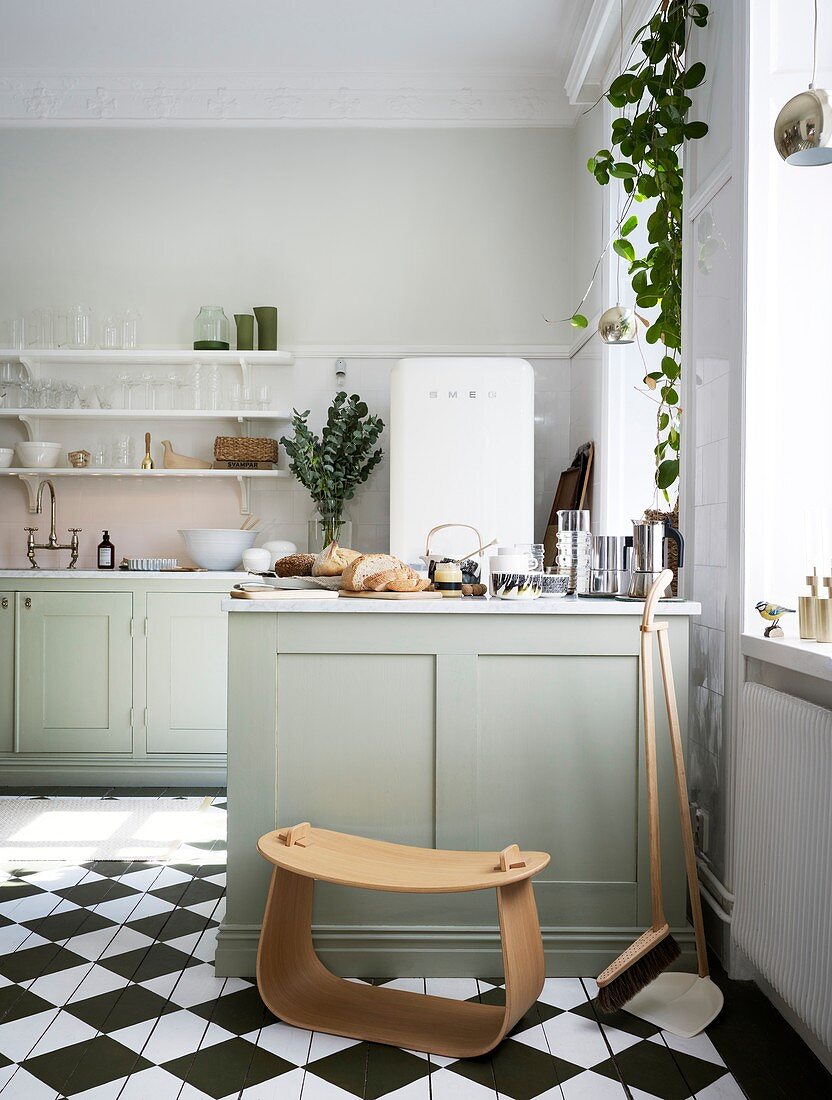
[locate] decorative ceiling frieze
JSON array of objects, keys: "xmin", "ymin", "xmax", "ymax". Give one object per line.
[{"xmin": 0, "ymin": 70, "xmax": 575, "ymax": 126}]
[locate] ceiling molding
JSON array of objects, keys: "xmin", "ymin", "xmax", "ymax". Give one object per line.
[
  {"xmin": 0, "ymin": 70, "xmax": 577, "ymax": 127},
  {"xmin": 565, "ymin": 0, "xmax": 657, "ymax": 106}
]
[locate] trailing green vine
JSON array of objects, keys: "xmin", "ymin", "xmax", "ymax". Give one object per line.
[{"xmin": 568, "ymin": 0, "xmax": 710, "ymax": 503}]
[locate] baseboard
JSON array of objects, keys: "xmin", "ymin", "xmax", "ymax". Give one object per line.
[
  {"xmin": 0, "ymin": 757, "xmax": 227, "ymax": 786},
  {"xmin": 215, "ymin": 923, "xmax": 697, "ymax": 979}
]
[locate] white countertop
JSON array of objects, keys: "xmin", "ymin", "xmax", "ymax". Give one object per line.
[
  {"xmin": 0, "ymin": 569, "xmax": 246, "ymax": 580},
  {"xmin": 223, "ymin": 595, "xmax": 702, "ymax": 615}
]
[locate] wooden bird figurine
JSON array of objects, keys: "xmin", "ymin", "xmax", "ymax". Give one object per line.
[
  {"xmin": 755, "ymin": 601, "xmax": 795, "ymax": 638},
  {"xmin": 160, "ymin": 440, "xmax": 211, "ymax": 470}
]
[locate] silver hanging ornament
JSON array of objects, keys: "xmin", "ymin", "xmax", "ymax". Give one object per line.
[{"xmin": 598, "ymin": 305, "xmax": 637, "ymax": 344}]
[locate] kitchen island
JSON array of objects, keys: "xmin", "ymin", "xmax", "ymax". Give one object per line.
[{"xmin": 218, "ymin": 594, "xmax": 701, "ymax": 978}]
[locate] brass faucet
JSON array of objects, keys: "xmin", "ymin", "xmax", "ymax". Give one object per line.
[{"xmin": 25, "ymin": 480, "xmax": 81, "ymax": 569}]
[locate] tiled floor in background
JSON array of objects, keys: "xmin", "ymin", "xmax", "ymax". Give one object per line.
[{"xmin": 0, "ymin": 791, "xmax": 828, "ymax": 1099}]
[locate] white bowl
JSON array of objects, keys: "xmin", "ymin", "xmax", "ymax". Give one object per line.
[
  {"xmin": 179, "ymin": 528, "xmax": 258, "ymax": 571},
  {"xmin": 0, "ymin": 447, "xmax": 13, "ymax": 469},
  {"xmin": 15, "ymin": 441, "xmax": 62, "ymax": 468}
]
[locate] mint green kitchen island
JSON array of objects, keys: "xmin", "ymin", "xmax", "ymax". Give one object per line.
[{"xmin": 217, "ymin": 596, "xmax": 700, "ymax": 978}]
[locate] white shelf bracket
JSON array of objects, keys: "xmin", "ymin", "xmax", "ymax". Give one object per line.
[
  {"xmin": 236, "ymin": 474, "xmax": 251, "ymax": 516},
  {"xmin": 15, "ymin": 473, "xmax": 43, "ymax": 513},
  {"xmin": 18, "ymin": 415, "xmax": 36, "ymax": 442}
]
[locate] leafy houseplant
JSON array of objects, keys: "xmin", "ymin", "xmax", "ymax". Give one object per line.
[
  {"xmin": 568, "ymin": 1, "xmax": 710, "ymax": 503},
  {"xmin": 280, "ymin": 392, "xmax": 384, "ymax": 547}
]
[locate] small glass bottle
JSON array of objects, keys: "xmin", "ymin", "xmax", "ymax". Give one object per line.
[
  {"xmin": 193, "ymin": 307, "xmax": 230, "ymax": 351},
  {"xmin": 97, "ymin": 530, "xmax": 115, "ymax": 570},
  {"xmin": 433, "ymin": 561, "xmax": 463, "ymax": 597}
]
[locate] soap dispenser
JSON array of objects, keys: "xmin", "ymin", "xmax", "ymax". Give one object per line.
[{"xmin": 97, "ymin": 531, "xmax": 115, "ymax": 570}]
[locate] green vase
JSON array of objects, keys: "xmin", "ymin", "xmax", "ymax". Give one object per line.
[
  {"xmin": 254, "ymin": 306, "xmax": 279, "ymax": 351},
  {"xmin": 234, "ymin": 314, "xmax": 255, "ymax": 351}
]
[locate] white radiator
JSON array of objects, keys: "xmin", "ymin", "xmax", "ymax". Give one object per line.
[{"xmin": 734, "ymin": 683, "xmax": 832, "ymax": 1049}]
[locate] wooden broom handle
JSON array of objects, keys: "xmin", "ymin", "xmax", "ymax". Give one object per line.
[
  {"xmin": 641, "ymin": 617, "xmax": 666, "ymax": 931},
  {"xmin": 657, "ymin": 627, "xmax": 710, "ymax": 978}
]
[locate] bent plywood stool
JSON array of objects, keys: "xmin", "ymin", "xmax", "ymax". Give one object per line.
[{"xmin": 256, "ymin": 823, "xmax": 550, "ymax": 1059}]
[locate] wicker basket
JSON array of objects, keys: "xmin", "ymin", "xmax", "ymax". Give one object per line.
[{"xmin": 213, "ymin": 436, "xmax": 279, "ymax": 463}]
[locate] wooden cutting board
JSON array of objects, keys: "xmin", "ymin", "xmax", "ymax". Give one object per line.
[
  {"xmin": 338, "ymin": 590, "xmax": 443, "ymax": 600},
  {"xmin": 230, "ymin": 587, "xmax": 339, "ymax": 600}
]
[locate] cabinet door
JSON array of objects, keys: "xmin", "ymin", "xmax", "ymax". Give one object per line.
[
  {"xmin": 0, "ymin": 595, "xmax": 13, "ymax": 752},
  {"xmin": 16, "ymin": 591, "xmax": 133, "ymax": 753},
  {"xmin": 146, "ymin": 593, "xmax": 227, "ymax": 754}
]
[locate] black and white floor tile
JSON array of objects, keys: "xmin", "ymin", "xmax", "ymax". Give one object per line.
[{"xmin": 0, "ymin": 791, "xmax": 824, "ymax": 1098}]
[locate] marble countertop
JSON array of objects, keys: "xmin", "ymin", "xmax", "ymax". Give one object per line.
[
  {"xmin": 224, "ymin": 594, "xmax": 701, "ymax": 615},
  {"xmin": 0, "ymin": 569, "xmax": 246, "ymax": 580}
]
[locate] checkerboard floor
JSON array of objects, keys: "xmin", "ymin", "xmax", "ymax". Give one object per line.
[{"xmin": 0, "ymin": 790, "xmax": 822, "ymax": 1098}]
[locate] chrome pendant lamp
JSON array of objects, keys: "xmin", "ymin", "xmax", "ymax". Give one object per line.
[{"xmin": 774, "ymin": 0, "xmax": 832, "ymax": 165}]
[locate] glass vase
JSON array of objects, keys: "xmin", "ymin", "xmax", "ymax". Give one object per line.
[
  {"xmin": 308, "ymin": 499, "xmax": 352, "ymax": 553},
  {"xmin": 193, "ymin": 306, "xmax": 230, "ymax": 351}
]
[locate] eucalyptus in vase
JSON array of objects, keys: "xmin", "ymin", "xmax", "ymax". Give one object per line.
[{"xmin": 280, "ymin": 392, "xmax": 384, "ymax": 553}]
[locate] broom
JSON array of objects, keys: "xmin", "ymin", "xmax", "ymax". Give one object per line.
[{"xmin": 596, "ymin": 570, "xmax": 680, "ymax": 1013}]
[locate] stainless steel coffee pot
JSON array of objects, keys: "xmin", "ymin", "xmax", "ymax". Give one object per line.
[{"xmin": 628, "ymin": 519, "xmax": 684, "ymax": 598}]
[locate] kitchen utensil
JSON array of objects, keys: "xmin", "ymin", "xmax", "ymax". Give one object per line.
[
  {"xmin": 15, "ymin": 441, "xmax": 61, "ymax": 468},
  {"xmin": 556, "ymin": 512, "xmax": 592, "ymax": 594},
  {"xmin": 628, "ymin": 519, "xmax": 685, "ymax": 599},
  {"xmin": 240, "ymin": 515, "xmax": 261, "ymax": 532},
  {"xmin": 179, "ymin": 528, "xmax": 258, "ymax": 570},
  {"xmin": 339, "ymin": 589, "xmax": 443, "ymax": 600},
  {"xmin": 235, "ymin": 313, "xmax": 255, "ymax": 351},
  {"xmin": 253, "ymin": 305, "xmax": 279, "ymax": 350},
  {"xmin": 556, "ymin": 509, "xmax": 590, "ymax": 532},
  {"xmin": 126, "ymin": 557, "xmax": 179, "ymax": 570},
  {"xmin": 261, "ymin": 540, "xmax": 298, "ymax": 560},
  {"xmin": 490, "ymin": 553, "xmax": 534, "ymax": 574},
  {"xmin": 620, "ymin": 570, "xmax": 724, "ymax": 1036},
  {"xmin": 141, "ymin": 432, "xmax": 154, "ymax": 470},
  {"xmin": 194, "ymin": 306, "xmax": 229, "ymax": 351},
  {"xmin": 589, "ymin": 569, "xmax": 621, "ymax": 595},
  {"xmin": 262, "ymin": 575, "xmax": 342, "ymax": 591},
  {"xmin": 0, "ymin": 448, "xmax": 14, "ymax": 468},
  {"xmin": 231, "ymin": 585, "xmax": 339, "ymax": 600},
  {"xmin": 243, "ymin": 547, "xmax": 272, "ymax": 573},
  {"xmin": 540, "ymin": 572, "xmax": 569, "ymax": 598},
  {"xmin": 490, "ymin": 572, "xmax": 542, "ymax": 600},
  {"xmin": 597, "ymin": 571, "xmax": 680, "ymax": 1013}
]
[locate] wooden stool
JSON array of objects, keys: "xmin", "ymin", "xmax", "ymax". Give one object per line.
[{"xmin": 256, "ymin": 823, "xmax": 550, "ymax": 1059}]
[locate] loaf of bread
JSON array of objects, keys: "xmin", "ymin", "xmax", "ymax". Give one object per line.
[
  {"xmin": 274, "ymin": 553, "xmax": 316, "ymax": 577},
  {"xmin": 311, "ymin": 541, "xmax": 363, "ymax": 577},
  {"xmin": 342, "ymin": 554, "xmax": 430, "ymax": 593}
]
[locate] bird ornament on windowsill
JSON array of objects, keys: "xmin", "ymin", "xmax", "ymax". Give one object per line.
[{"xmin": 754, "ymin": 601, "xmax": 795, "ymax": 638}]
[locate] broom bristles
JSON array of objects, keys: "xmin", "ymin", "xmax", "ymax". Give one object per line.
[{"xmin": 596, "ymin": 934, "xmax": 680, "ymax": 1014}]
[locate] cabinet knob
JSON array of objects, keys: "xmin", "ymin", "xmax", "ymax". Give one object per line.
[
  {"xmin": 24, "ymin": 598, "xmax": 32, "ymax": 609},
  {"xmin": 1, "ymin": 597, "xmax": 7, "ymax": 609}
]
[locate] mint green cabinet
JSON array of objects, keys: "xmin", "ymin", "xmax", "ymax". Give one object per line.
[
  {"xmin": 0, "ymin": 595, "xmax": 13, "ymax": 753},
  {"xmin": 15, "ymin": 591, "xmax": 133, "ymax": 753},
  {"xmin": 146, "ymin": 592, "xmax": 227, "ymax": 754}
]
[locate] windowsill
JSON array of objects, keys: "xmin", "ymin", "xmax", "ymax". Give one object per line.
[{"xmin": 741, "ymin": 633, "xmax": 832, "ymax": 684}]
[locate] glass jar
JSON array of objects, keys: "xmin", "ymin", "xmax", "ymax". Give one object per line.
[
  {"xmin": 193, "ymin": 307, "xmax": 230, "ymax": 351},
  {"xmin": 308, "ymin": 498, "xmax": 352, "ymax": 553}
]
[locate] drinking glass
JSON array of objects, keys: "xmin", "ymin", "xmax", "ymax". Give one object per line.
[
  {"xmin": 59, "ymin": 382, "xmax": 79, "ymax": 409},
  {"xmin": 94, "ymin": 382, "xmax": 115, "ymax": 409},
  {"xmin": 77, "ymin": 384, "xmax": 94, "ymax": 409},
  {"xmin": 257, "ymin": 385, "xmax": 271, "ymax": 411},
  {"xmin": 166, "ymin": 370, "xmax": 182, "ymax": 409},
  {"xmin": 101, "ymin": 315, "xmax": 121, "ymax": 350},
  {"xmin": 112, "ymin": 434, "xmax": 133, "ymax": 468},
  {"xmin": 148, "ymin": 375, "xmax": 166, "ymax": 410},
  {"xmin": 0, "ymin": 361, "xmax": 20, "ymax": 407},
  {"xmin": 92, "ymin": 443, "xmax": 109, "ymax": 468},
  {"xmin": 126, "ymin": 375, "xmax": 143, "ymax": 410},
  {"xmin": 121, "ymin": 309, "xmax": 140, "ymax": 349},
  {"xmin": 63, "ymin": 306, "xmax": 94, "ymax": 350},
  {"xmin": 115, "ymin": 371, "xmax": 131, "ymax": 408},
  {"xmin": 31, "ymin": 308, "xmax": 55, "ymax": 349}
]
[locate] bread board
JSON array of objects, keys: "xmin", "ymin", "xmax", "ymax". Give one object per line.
[
  {"xmin": 231, "ymin": 586, "xmax": 339, "ymax": 600},
  {"xmin": 339, "ymin": 590, "xmax": 443, "ymax": 600}
]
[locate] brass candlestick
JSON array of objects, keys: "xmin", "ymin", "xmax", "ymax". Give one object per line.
[{"xmin": 799, "ymin": 568, "xmax": 819, "ymax": 639}]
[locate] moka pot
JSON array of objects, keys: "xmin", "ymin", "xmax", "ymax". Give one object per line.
[{"xmin": 627, "ymin": 520, "xmax": 684, "ymax": 599}]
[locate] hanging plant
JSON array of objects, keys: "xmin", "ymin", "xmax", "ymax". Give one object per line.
[{"xmin": 565, "ymin": 0, "xmax": 710, "ymax": 502}]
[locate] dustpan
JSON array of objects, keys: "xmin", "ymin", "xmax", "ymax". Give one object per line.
[{"xmin": 624, "ymin": 570, "xmax": 724, "ymax": 1036}]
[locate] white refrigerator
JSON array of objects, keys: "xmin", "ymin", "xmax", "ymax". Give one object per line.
[{"xmin": 389, "ymin": 357, "xmax": 534, "ymax": 566}]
